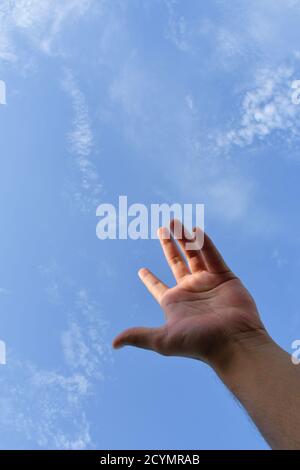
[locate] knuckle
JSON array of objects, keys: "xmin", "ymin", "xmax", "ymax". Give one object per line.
[{"xmin": 169, "ymin": 255, "xmax": 181, "ymax": 265}]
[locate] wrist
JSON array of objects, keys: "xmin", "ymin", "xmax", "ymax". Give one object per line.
[{"xmin": 210, "ymin": 328, "xmax": 277, "ymax": 385}]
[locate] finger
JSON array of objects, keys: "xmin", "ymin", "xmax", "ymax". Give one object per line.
[
  {"xmin": 197, "ymin": 228, "xmax": 230, "ymax": 273},
  {"xmin": 112, "ymin": 326, "xmax": 163, "ymax": 352},
  {"xmin": 170, "ymin": 219, "xmax": 206, "ymax": 273},
  {"xmin": 138, "ymin": 268, "xmax": 168, "ymax": 304},
  {"xmin": 158, "ymin": 227, "xmax": 190, "ymax": 282}
]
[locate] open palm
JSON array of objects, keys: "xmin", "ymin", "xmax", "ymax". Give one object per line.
[{"xmin": 113, "ymin": 221, "xmax": 266, "ymax": 364}]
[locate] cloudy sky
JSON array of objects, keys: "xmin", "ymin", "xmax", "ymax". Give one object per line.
[{"xmin": 0, "ymin": 0, "xmax": 300, "ymax": 449}]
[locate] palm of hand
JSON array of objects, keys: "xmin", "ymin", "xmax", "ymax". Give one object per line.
[
  {"xmin": 113, "ymin": 222, "xmax": 265, "ymax": 364},
  {"xmin": 159, "ymin": 271, "xmax": 263, "ymax": 361}
]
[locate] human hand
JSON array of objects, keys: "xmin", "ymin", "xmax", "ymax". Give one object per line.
[{"xmin": 113, "ymin": 221, "xmax": 268, "ymax": 367}]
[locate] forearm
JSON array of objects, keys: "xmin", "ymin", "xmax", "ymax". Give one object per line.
[{"xmin": 213, "ymin": 332, "xmax": 300, "ymax": 449}]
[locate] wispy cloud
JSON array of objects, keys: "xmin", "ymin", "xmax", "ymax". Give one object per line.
[
  {"xmin": 217, "ymin": 66, "xmax": 300, "ymax": 150},
  {"xmin": 164, "ymin": 0, "xmax": 190, "ymax": 52},
  {"xmin": 0, "ymin": 271, "xmax": 110, "ymax": 449},
  {"xmin": 164, "ymin": 0, "xmax": 300, "ymax": 65},
  {"xmin": 0, "ymin": 0, "xmax": 95, "ymax": 61},
  {"xmin": 62, "ymin": 289, "xmax": 109, "ymax": 380},
  {"xmin": 1, "ymin": 1, "xmax": 103, "ymax": 212},
  {"xmin": 62, "ymin": 68, "xmax": 103, "ymax": 212},
  {"xmin": 0, "ymin": 358, "xmax": 93, "ymax": 449},
  {"xmin": 0, "ymin": 2, "xmax": 107, "ymax": 440}
]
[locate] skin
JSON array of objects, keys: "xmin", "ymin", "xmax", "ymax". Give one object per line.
[{"xmin": 113, "ymin": 220, "xmax": 300, "ymax": 449}]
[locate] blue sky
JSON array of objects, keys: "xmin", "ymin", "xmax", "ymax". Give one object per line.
[{"xmin": 0, "ymin": 0, "xmax": 300, "ymax": 450}]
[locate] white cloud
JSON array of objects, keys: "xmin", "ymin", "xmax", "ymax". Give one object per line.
[
  {"xmin": 0, "ymin": 358, "xmax": 93, "ymax": 449},
  {"xmin": 0, "ymin": 275, "xmax": 110, "ymax": 449},
  {"xmin": 0, "ymin": 1, "xmax": 103, "ymax": 212},
  {"xmin": 164, "ymin": 0, "xmax": 300, "ymax": 64},
  {"xmin": 0, "ymin": 0, "xmax": 95, "ymax": 60},
  {"xmin": 218, "ymin": 66, "xmax": 300, "ymax": 149},
  {"xmin": 63, "ymin": 69, "xmax": 94, "ymax": 157},
  {"xmin": 62, "ymin": 289, "xmax": 110, "ymax": 380},
  {"xmin": 164, "ymin": 0, "xmax": 190, "ymax": 52},
  {"xmin": 62, "ymin": 68, "xmax": 103, "ymax": 212}
]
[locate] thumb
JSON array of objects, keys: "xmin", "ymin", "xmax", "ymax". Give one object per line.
[{"xmin": 113, "ymin": 326, "xmax": 164, "ymax": 352}]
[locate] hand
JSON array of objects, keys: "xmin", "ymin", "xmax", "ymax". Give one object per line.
[{"xmin": 113, "ymin": 220, "xmax": 268, "ymax": 366}]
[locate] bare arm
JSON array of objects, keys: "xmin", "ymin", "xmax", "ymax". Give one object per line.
[
  {"xmin": 113, "ymin": 220, "xmax": 300, "ymax": 449},
  {"xmin": 214, "ymin": 336, "xmax": 300, "ymax": 449}
]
